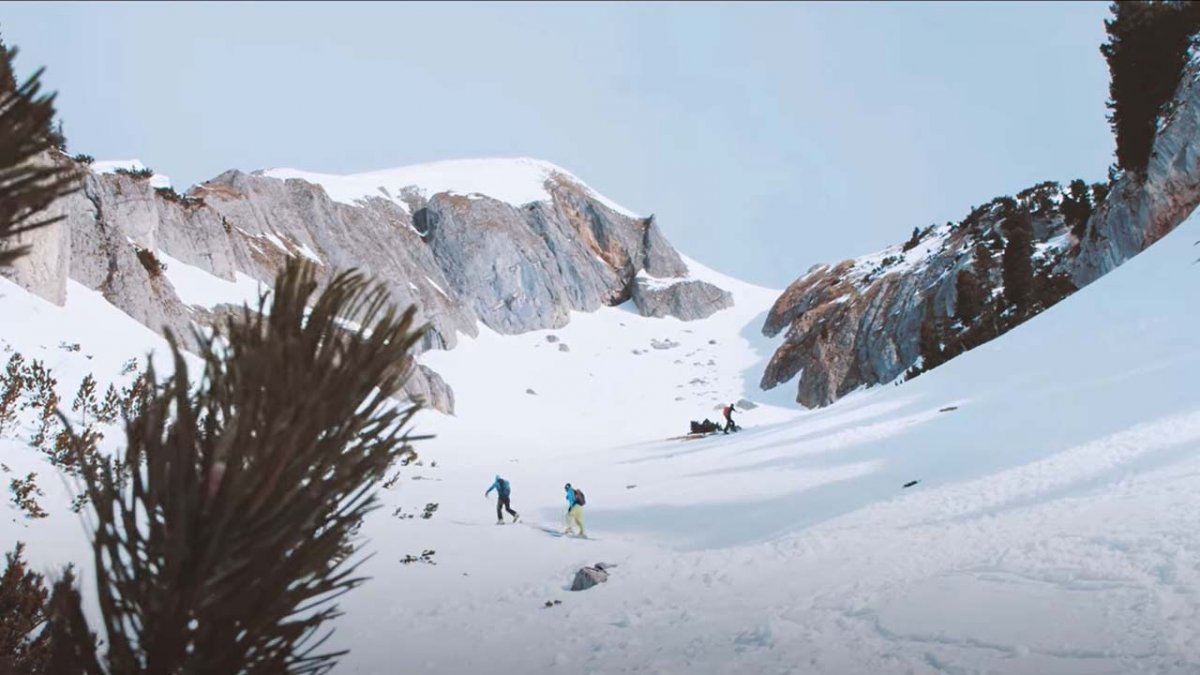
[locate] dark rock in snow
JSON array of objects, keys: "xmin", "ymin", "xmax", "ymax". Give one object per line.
[
  {"xmin": 570, "ymin": 562, "xmax": 614, "ymax": 591},
  {"xmin": 631, "ymin": 277, "xmax": 733, "ymax": 321}
]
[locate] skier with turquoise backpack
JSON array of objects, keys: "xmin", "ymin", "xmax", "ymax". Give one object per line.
[
  {"xmin": 485, "ymin": 475, "xmax": 519, "ymax": 524},
  {"xmin": 563, "ymin": 483, "xmax": 586, "ymax": 538}
]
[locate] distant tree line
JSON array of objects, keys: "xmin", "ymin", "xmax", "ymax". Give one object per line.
[{"xmin": 907, "ymin": 184, "xmax": 1097, "ymax": 380}]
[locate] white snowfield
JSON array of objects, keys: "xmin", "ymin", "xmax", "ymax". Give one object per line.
[
  {"xmin": 339, "ymin": 213, "xmax": 1200, "ymax": 674},
  {"xmin": 263, "ymin": 157, "xmax": 640, "ymax": 217},
  {"xmin": 0, "ymin": 206, "xmax": 1198, "ymax": 674}
]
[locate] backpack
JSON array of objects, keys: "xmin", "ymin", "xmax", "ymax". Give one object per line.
[
  {"xmin": 498, "ymin": 478, "xmax": 510, "ymax": 496},
  {"xmin": 574, "ymin": 488, "xmax": 586, "ymax": 507}
]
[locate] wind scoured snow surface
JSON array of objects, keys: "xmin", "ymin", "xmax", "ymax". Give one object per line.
[
  {"xmin": 262, "ymin": 157, "xmax": 640, "ymax": 217},
  {"xmin": 1, "ymin": 212, "xmax": 1198, "ymax": 674}
]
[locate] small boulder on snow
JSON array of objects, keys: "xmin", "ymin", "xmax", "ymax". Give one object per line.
[
  {"xmin": 545, "ymin": 334, "xmax": 560, "ymax": 343},
  {"xmin": 570, "ymin": 563, "xmax": 614, "ymax": 591},
  {"xmin": 631, "ymin": 276, "xmax": 733, "ymax": 321},
  {"xmin": 558, "ymin": 343, "xmax": 570, "ymax": 352}
]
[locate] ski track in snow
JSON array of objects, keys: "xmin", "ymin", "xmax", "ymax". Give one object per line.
[{"xmin": 2, "ymin": 205, "xmax": 1200, "ymax": 673}]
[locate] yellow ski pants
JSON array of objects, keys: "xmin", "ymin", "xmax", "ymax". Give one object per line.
[{"xmin": 565, "ymin": 504, "xmax": 585, "ymax": 536}]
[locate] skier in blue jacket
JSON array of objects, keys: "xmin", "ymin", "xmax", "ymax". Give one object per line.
[
  {"xmin": 486, "ymin": 475, "xmax": 519, "ymax": 524},
  {"xmin": 563, "ymin": 483, "xmax": 586, "ymax": 538}
]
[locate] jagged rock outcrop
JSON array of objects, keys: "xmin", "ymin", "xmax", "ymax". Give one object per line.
[
  {"xmin": 763, "ymin": 58, "xmax": 1200, "ymax": 408},
  {"xmin": 3, "ymin": 158, "xmax": 728, "ymax": 414},
  {"xmin": 1073, "ymin": 59, "xmax": 1200, "ymax": 286},
  {"xmin": 3, "ymin": 209, "xmax": 69, "ymax": 305},
  {"xmin": 402, "ymin": 364, "xmax": 455, "ymax": 417},
  {"xmin": 631, "ymin": 277, "xmax": 733, "ymax": 320},
  {"xmin": 9, "ymin": 170, "xmax": 200, "ymax": 346}
]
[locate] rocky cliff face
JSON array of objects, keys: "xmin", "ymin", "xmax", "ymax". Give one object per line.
[
  {"xmin": 763, "ymin": 60, "xmax": 1200, "ymax": 408},
  {"xmin": 1074, "ymin": 59, "xmax": 1200, "ymax": 287},
  {"xmin": 3, "ymin": 158, "xmax": 730, "ymax": 413},
  {"xmin": 761, "ymin": 186, "xmax": 1078, "ymax": 408}
]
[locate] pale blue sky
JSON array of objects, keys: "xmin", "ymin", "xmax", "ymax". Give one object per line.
[{"xmin": 2, "ymin": 1, "xmax": 1113, "ymax": 287}]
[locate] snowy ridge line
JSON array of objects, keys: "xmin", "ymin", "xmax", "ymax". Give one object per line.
[
  {"xmin": 262, "ymin": 157, "xmax": 640, "ymax": 217},
  {"xmin": 91, "ymin": 158, "xmax": 171, "ymax": 189}
]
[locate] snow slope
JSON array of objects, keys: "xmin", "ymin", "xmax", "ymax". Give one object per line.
[
  {"xmin": 2, "ymin": 208, "xmax": 1198, "ymax": 673},
  {"xmin": 414, "ymin": 251, "xmax": 794, "ymax": 458},
  {"xmin": 157, "ymin": 250, "xmax": 268, "ymax": 310},
  {"xmin": 263, "ymin": 157, "xmax": 640, "ymax": 216},
  {"xmin": 0, "ymin": 277, "xmax": 189, "ymax": 612},
  {"xmin": 0, "ymin": 239, "xmax": 794, "ymax": 648},
  {"xmin": 329, "ymin": 212, "xmax": 1200, "ymax": 674}
]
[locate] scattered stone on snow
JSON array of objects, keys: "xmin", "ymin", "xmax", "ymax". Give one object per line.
[{"xmin": 570, "ymin": 562, "xmax": 615, "ymax": 591}]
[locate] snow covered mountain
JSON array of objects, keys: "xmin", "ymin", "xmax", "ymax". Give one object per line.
[
  {"xmin": 328, "ymin": 189, "xmax": 1200, "ymax": 674},
  {"xmin": 2, "ymin": 156, "xmax": 735, "ymax": 413},
  {"xmin": 2, "ymin": 111, "xmax": 1198, "ymax": 675},
  {"xmin": 763, "ymin": 56, "xmax": 1200, "ymax": 408},
  {"xmin": 9, "ymin": 168, "xmax": 1196, "ymax": 674}
]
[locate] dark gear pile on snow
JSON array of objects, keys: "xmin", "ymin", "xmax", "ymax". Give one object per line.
[{"xmin": 690, "ymin": 419, "xmax": 722, "ymax": 435}]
